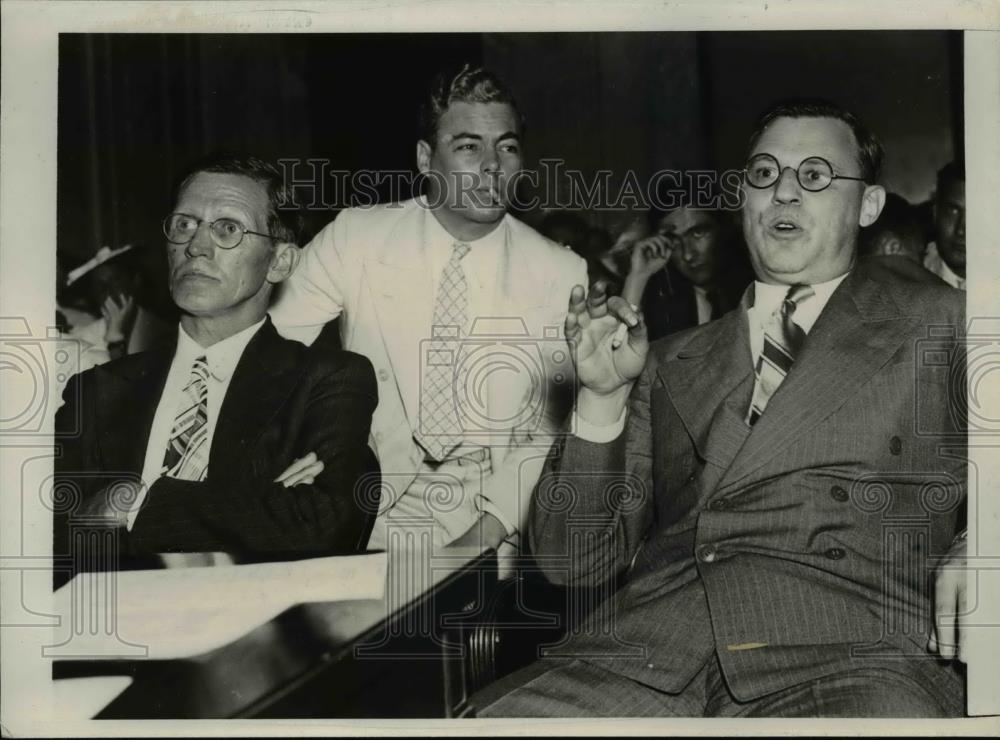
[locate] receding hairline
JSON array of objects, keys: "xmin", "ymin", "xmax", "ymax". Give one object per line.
[
  {"xmin": 750, "ymin": 114, "xmax": 869, "ymax": 175},
  {"xmin": 176, "ymin": 170, "xmax": 272, "ymax": 211}
]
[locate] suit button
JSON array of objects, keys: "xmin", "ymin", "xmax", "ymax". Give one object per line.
[
  {"xmin": 830, "ymin": 485, "xmax": 849, "ymax": 502},
  {"xmin": 378, "ymin": 369, "xmax": 390, "ymax": 382},
  {"xmin": 709, "ymin": 498, "xmax": 729, "ymax": 511},
  {"xmin": 889, "ymin": 436, "xmax": 902, "ymax": 455},
  {"xmin": 696, "ymin": 544, "xmax": 717, "ymax": 563},
  {"xmin": 687, "ymin": 472, "xmax": 697, "ymax": 483},
  {"xmin": 825, "ymin": 547, "xmax": 846, "ymax": 560}
]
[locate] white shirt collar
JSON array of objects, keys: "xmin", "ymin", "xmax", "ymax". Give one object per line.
[
  {"xmin": 423, "ymin": 200, "xmax": 507, "ymax": 256},
  {"xmin": 175, "ymin": 317, "xmax": 267, "ymax": 383},
  {"xmin": 923, "ymin": 242, "xmax": 965, "ymax": 290},
  {"xmin": 751, "ymin": 270, "xmax": 849, "ymax": 335}
]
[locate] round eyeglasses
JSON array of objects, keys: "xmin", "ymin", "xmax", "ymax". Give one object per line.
[
  {"xmin": 743, "ymin": 154, "xmax": 867, "ymax": 192},
  {"xmin": 163, "ymin": 213, "xmax": 274, "ymax": 250}
]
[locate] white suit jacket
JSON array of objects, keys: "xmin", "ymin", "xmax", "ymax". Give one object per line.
[{"xmin": 270, "ymin": 197, "xmax": 588, "ymax": 535}]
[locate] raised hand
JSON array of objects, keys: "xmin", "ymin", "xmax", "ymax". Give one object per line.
[
  {"xmin": 629, "ymin": 233, "xmax": 674, "ymax": 279},
  {"xmin": 101, "ymin": 292, "xmax": 137, "ymax": 345},
  {"xmin": 565, "ymin": 281, "xmax": 648, "ymax": 397}
]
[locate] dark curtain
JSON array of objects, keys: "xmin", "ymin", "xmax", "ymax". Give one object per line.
[
  {"xmin": 58, "ymin": 31, "xmax": 961, "ymax": 309},
  {"xmin": 58, "ymin": 33, "xmax": 483, "ymax": 310}
]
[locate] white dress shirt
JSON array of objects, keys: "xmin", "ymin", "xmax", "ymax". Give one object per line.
[
  {"xmin": 423, "ymin": 205, "xmax": 506, "ymax": 336},
  {"xmin": 745, "ymin": 273, "xmax": 847, "ymax": 367},
  {"xmin": 923, "ymin": 242, "xmax": 966, "ymax": 290},
  {"xmin": 693, "ymin": 286, "xmax": 712, "ymax": 325},
  {"xmin": 127, "ymin": 318, "xmax": 266, "ymax": 529},
  {"xmin": 576, "ymin": 271, "xmax": 850, "ymax": 442},
  {"xmin": 421, "ymin": 210, "xmax": 513, "ymax": 536}
]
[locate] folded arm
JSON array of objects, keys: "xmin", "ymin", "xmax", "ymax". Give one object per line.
[{"xmin": 128, "ymin": 354, "xmax": 379, "ymax": 555}]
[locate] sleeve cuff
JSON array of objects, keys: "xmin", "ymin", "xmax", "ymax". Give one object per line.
[
  {"xmin": 474, "ymin": 493, "xmax": 519, "ymax": 539},
  {"xmin": 573, "ymin": 404, "xmax": 628, "ymax": 443}
]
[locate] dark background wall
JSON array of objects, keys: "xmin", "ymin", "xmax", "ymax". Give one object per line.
[
  {"xmin": 58, "ymin": 31, "xmax": 961, "ymax": 310},
  {"xmin": 701, "ymin": 31, "xmax": 961, "ymax": 202}
]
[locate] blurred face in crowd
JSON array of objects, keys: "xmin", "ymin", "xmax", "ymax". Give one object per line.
[
  {"xmin": 168, "ymin": 172, "xmax": 295, "ymax": 336},
  {"xmin": 741, "ymin": 116, "xmax": 885, "ymax": 285},
  {"xmin": 933, "ymin": 177, "xmax": 965, "ymax": 277},
  {"xmin": 658, "ymin": 206, "xmax": 726, "ymax": 287},
  {"xmin": 417, "ymin": 101, "xmax": 523, "ymax": 241},
  {"xmin": 870, "ymin": 227, "xmax": 926, "ymax": 264},
  {"xmin": 89, "ymin": 262, "xmax": 137, "ymax": 308}
]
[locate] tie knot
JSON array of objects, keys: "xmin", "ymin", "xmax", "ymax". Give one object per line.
[
  {"xmin": 782, "ymin": 284, "xmax": 813, "ymax": 315},
  {"xmin": 452, "ymin": 241, "xmax": 471, "ymax": 261},
  {"xmin": 192, "ymin": 355, "xmax": 209, "ymax": 380}
]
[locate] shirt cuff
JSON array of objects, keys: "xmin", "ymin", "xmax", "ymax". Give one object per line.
[
  {"xmin": 573, "ymin": 405, "xmax": 628, "ymax": 443},
  {"xmin": 474, "ymin": 493, "xmax": 519, "ymax": 539}
]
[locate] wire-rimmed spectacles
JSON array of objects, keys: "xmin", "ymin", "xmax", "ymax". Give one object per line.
[
  {"xmin": 163, "ymin": 213, "xmax": 274, "ymax": 250},
  {"xmin": 744, "ymin": 153, "xmax": 867, "ymax": 192}
]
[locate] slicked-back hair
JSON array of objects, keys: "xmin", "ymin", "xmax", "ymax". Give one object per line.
[
  {"xmin": 747, "ymin": 99, "xmax": 885, "ymax": 184},
  {"xmin": 173, "ymin": 152, "xmax": 303, "ymax": 245},
  {"xmin": 418, "ymin": 64, "xmax": 524, "ymax": 148}
]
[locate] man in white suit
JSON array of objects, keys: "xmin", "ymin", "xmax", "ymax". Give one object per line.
[{"xmin": 271, "ymin": 65, "xmax": 587, "ymax": 553}]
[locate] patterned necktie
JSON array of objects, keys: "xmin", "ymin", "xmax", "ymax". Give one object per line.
[
  {"xmin": 418, "ymin": 242, "xmax": 471, "ymax": 461},
  {"xmin": 746, "ymin": 284, "xmax": 814, "ymax": 426},
  {"xmin": 160, "ymin": 355, "xmax": 211, "ymax": 481}
]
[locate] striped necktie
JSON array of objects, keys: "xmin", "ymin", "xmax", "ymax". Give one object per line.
[
  {"xmin": 418, "ymin": 241, "xmax": 471, "ymax": 461},
  {"xmin": 746, "ymin": 284, "xmax": 814, "ymax": 426},
  {"xmin": 160, "ymin": 355, "xmax": 211, "ymax": 481}
]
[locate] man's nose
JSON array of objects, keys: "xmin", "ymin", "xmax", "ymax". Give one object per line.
[
  {"xmin": 681, "ymin": 239, "xmax": 696, "ymax": 263},
  {"xmin": 481, "ymin": 147, "xmax": 500, "ymax": 174},
  {"xmin": 185, "ymin": 222, "xmax": 216, "ymax": 258},
  {"xmin": 956, "ymin": 211, "xmax": 965, "ymax": 237},
  {"xmin": 772, "ymin": 166, "xmax": 802, "ymax": 204}
]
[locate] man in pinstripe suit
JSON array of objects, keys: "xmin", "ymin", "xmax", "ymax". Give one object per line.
[{"xmin": 476, "ymin": 101, "xmax": 968, "ymax": 717}]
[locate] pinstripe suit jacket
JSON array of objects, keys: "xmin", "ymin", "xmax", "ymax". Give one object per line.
[{"xmin": 530, "ymin": 261, "xmax": 966, "ymax": 703}]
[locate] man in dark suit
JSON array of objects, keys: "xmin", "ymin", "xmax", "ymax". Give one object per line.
[
  {"xmin": 476, "ymin": 101, "xmax": 967, "ymax": 717},
  {"xmin": 622, "ymin": 205, "xmax": 754, "ymax": 340},
  {"xmin": 54, "ymin": 153, "xmax": 379, "ymax": 585}
]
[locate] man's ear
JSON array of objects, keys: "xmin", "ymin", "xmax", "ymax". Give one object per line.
[
  {"xmin": 267, "ymin": 242, "xmax": 300, "ymax": 284},
  {"xmin": 859, "ymin": 184, "xmax": 886, "ymax": 227},
  {"xmin": 416, "ymin": 140, "xmax": 432, "ymax": 174}
]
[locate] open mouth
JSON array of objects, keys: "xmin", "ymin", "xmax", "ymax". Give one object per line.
[{"xmin": 768, "ymin": 216, "xmax": 804, "ymax": 236}]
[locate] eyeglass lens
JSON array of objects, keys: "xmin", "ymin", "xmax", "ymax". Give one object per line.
[{"xmin": 745, "ymin": 155, "xmax": 834, "ymax": 191}]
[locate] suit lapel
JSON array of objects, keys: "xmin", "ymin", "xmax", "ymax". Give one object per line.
[
  {"xmin": 660, "ymin": 293, "xmax": 754, "ymax": 481},
  {"xmin": 210, "ymin": 319, "xmax": 303, "ymax": 473},
  {"xmin": 717, "ymin": 270, "xmax": 918, "ymax": 492},
  {"xmin": 97, "ymin": 343, "xmax": 174, "ymax": 475},
  {"xmin": 364, "ymin": 204, "xmax": 433, "ymax": 426}
]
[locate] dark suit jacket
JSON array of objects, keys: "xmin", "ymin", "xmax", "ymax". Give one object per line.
[
  {"xmin": 54, "ymin": 317, "xmax": 379, "ymax": 582},
  {"xmin": 530, "ymin": 261, "xmax": 966, "ymax": 705},
  {"xmin": 860, "ymin": 254, "xmax": 949, "ymax": 286},
  {"xmin": 641, "ymin": 264, "xmax": 753, "ymax": 342}
]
